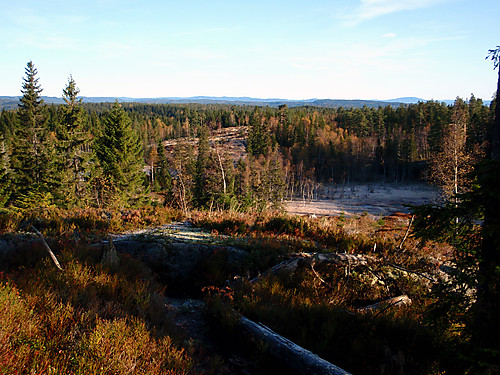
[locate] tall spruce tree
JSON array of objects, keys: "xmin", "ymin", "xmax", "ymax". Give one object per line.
[
  {"xmin": 412, "ymin": 47, "xmax": 500, "ymax": 371},
  {"xmin": 0, "ymin": 134, "xmax": 11, "ymax": 207},
  {"xmin": 10, "ymin": 61, "xmax": 55, "ymax": 204},
  {"xmin": 96, "ymin": 101, "xmax": 146, "ymax": 207},
  {"xmin": 194, "ymin": 125, "xmax": 210, "ymax": 207},
  {"xmin": 247, "ymin": 107, "xmax": 271, "ymax": 157},
  {"xmin": 155, "ymin": 138, "xmax": 173, "ymax": 204},
  {"xmin": 56, "ymin": 76, "xmax": 95, "ymax": 207},
  {"xmin": 471, "ymin": 45, "xmax": 500, "ymax": 359}
]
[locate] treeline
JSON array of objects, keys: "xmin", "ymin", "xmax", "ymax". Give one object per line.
[
  {"xmin": 250, "ymin": 99, "xmax": 491, "ymax": 185},
  {"xmin": 0, "ymin": 61, "xmax": 495, "ymax": 212},
  {"xmin": 0, "ymin": 62, "xmax": 148, "ymax": 210},
  {"xmin": 0, "ymin": 61, "xmax": 286, "ymax": 212},
  {"xmin": 84, "ymin": 96, "xmax": 493, "ymax": 187}
]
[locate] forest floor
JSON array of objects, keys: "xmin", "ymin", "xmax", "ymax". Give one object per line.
[
  {"xmin": 0, "ymin": 193, "xmax": 447, "ymax": 374},
  {"xmin": 110, "ymin": 221, "xmax": 261, "ymax": 374},
  {"xmin": 285, "ymin": 183, "xmax": 439, "ymax": 217},
  {"xmin": 107, "ymin": 187, "xmax": 438, "ymax": 370}
]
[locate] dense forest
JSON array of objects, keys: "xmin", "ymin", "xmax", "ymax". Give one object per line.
[{"xmin": 0, "ymin": 61, "xmax": 495, "ymax": 213}]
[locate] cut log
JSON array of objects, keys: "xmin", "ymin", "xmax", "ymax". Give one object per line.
[
  {"xmin": 238, "ymin": 315, "xmax": 352, "ymax": 375},
  {"xmin": 250, "ymin": 258, "xmax": 303, "ymax": 283}
]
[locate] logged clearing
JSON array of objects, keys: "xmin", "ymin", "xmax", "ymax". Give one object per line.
[{"xmin": 285, "ymin": 183, "xmax": 439, "ymax": 217}]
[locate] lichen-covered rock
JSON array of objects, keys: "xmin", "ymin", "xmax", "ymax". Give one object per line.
[{"xmin": 109, "ymin": 237, "xmax": 247, "ymax": 295}]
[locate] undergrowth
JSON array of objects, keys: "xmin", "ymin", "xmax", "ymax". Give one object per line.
[
  {"xmin": 196, "ymin": 210, "xmax": 461, "ymax": 374},
  {"xmin": 0, "ymin": 208, "xmax": 468, "ymax": 374},
  {"xmin": 0, "ymin": 242, "xmax": 193, "ymax": 375},
  {"xmin": 191, "ymin": 210, "xmax": 408, "ymax": 254},
  {"xmin": 0, "ymin": 205, "xmax": 183, "ymax": 237}
]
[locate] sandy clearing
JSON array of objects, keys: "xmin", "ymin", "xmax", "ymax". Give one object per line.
[{"xmin": 285, "ymin": 183, "xmax": 439, "ymax": 218}]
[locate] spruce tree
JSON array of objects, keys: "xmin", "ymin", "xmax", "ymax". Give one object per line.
[
  {"xmin": 412, "ymin": 47, "xmax": 500, "ymax": 370},
  {"xmin": 96, "ymin": 101, "xmax": 146, "ymax": 207},
  {"xmin": 56, "ymin": 76, "xmax": 95, "ymax": 207},
  {"xmin": 194, "ymin": 125, "xmax": 210, "ymax": 207},
  {"xmin": 155, "ymin": 139, "xmax": 173, "ymax": 203},
  {"xmin": 10, "ymin": 61, "xmax": 55, "ymax": 204},
  {"xmin": 0, "ymin": 134, "xmax": 11, "ymax": 207},
  {"xmin": 247, "ymin": 107, "xmax": 271, "ymax": 157},
  {"xmin": 472, "ymin": 45, "xmax": 500, "ymax": 358}
]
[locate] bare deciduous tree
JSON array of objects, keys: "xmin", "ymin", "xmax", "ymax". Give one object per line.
[{"xmin": 428, "ymin": 98, "xmax": 483, "ymax": 200}]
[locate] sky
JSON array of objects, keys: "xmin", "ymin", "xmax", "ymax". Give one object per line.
[{"xmin": 0, "ymin": 0, "xmax": 499, "ymax": 101}]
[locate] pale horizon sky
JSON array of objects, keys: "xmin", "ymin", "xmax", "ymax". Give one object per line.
[{"xmin": 1, "ymin": 0, "xmax": 499, "ymax": 101}]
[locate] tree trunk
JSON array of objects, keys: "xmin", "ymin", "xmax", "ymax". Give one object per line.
[
  {"xmin": 491, "ymin": 66, "xmax": 500, "ymax": 161},
  {"xmin": 215, "ymin": 143, "xmax": 227, "ymax": 196},
  {"xmin": 238, "ymin": 315, "xmax": 352, "ymax": 375},
  {"xmin": 250, "ymin": 252, "xmax": 375, "ymax": 283}
]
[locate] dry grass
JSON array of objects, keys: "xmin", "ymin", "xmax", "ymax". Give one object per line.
[
  {"xmin": 0, "ymin": 243, "xmax": 192, "ymax": 375},
  {"xmin": 0, "ymin": 205, "xmax": 183, "ymax": 237},
  {"xmin": 0, "ymin": 208, "xmax": 462, "ymax": 374},
  {"xmin": 196, "ymin": 210, "xmax": 457, "ymax": 374}
]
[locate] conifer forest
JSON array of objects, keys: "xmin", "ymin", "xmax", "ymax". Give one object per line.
[{"xmin": 0, "ymin": 53, "xmax": 499, "ymax": 374}]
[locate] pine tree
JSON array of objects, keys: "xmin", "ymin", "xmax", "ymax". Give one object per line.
[
  {"xmin": 56, "ymin": 75, "xmax": 95, "ymax": 207},
  {"xmin": 96, "ymin": 101, "xmax": 146, "ymax": 207},
  {"xmin": 10, "ymin": 61, "xmax": 55, "ymax": 204}
]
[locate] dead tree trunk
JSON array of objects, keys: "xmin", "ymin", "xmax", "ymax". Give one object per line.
[
  {"xmin": 238, "ymin": 315, "xmax": 352, "ymax": 375},
  {"xmin": 251, "ymin": 252, "xmax": 436, "ymax": 284},
  {"xmin": 31, "ymin": 225, "xmax": 62, "ymax": 270},
  {"xmin": 357, "ymin": 295, "xmax": 411, "ymax": 314},
  {"xmin": 251, "ymin": 252, "xmax": 374, "ymax": 283}
]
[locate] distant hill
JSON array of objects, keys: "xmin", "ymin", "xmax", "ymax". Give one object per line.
[
  {"xmin": 1, "ymin": 95, "xmax": 403, "ymax": 110},
  {"xmin": 0, "ymin": 96, "xmax": 20, "ymax": 110},
  {"xmin": 0, "ymin": 95, "xmax": 491, "ymax": 110},
  {"xmin": 384, "ymin": 97, "xmax": 426, "ymax": 104}
]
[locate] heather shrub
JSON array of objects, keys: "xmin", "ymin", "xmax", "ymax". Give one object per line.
[{"xmin": 0, "ymin": 242, "xmax": 193, "ymax": 375}]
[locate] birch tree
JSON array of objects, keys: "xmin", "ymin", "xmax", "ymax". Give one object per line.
[{"xmin": 428, "ymin": 98, "xmax": 477, "ymax": 200}]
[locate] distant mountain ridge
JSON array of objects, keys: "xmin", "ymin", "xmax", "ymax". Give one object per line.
[
  {"xmin": 0, "ymin": 95, "xmax": 490, "ymax": 110},
  {"xmin": 385, "ymin": 97, "xmax": 426, "ymax": 104}
]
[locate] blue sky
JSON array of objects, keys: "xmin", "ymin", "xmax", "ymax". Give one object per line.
[{"xmin": 1, "ymin": 0, "xmax": 498, "ymax": 101}]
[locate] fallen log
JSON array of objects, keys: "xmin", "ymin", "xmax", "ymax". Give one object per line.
[
  {"xmin": 357, "ymin": 295, "xmax": 412, "ymax": 314},
  {"xmin": 238, "ymin": 315, "xmax": 352, "ymax": 375},
  {"xmin": 251, "ymin": 252, "xmax": 374, "ymax": 283},
  {"xmin": 251, "ymin": 251, "xmax": 436, "ymax": 285},
  {"xmin": 304, "ymin": 252, "xmax": 374, "ymax": 266}
]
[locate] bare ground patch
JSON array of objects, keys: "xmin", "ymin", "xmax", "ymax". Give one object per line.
[{"xmin": 285, "ymin": 183, "xmax": 439, "ymax": 217}]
